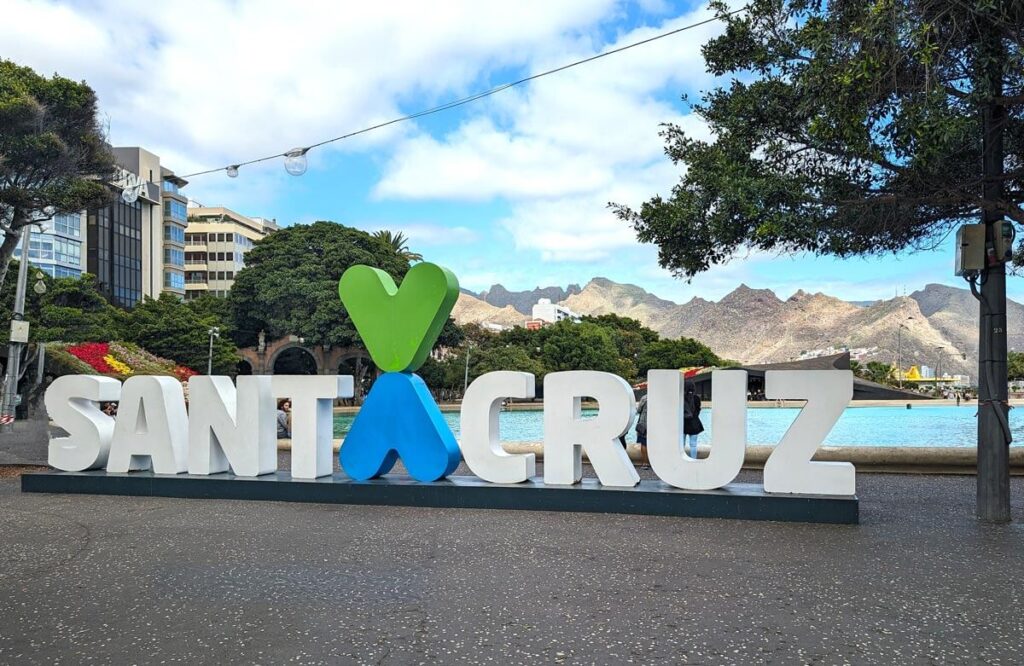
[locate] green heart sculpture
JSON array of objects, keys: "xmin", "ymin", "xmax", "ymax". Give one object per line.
[{"xmin": 338, "ymin": 262, "xmax": 459, "ymax": 373}]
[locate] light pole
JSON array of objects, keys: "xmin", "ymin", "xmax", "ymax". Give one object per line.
[
  {"xmin": 896, "ymin": 317, "xmax": 913, "ymax": 389},
  {"xmin": 463, "ymin": 344, "xmax": 473, "ymax": 397},
  {"xmin": 935, "ymin": 346, "xmax": 946, "ymax": 383},
  {"xmin": 207, "ymin": 326, "xmax": 220, "ymax": 375},
  {"xmin": 1, "ymin": 209, "xmax": 53, "ymax": 432}
]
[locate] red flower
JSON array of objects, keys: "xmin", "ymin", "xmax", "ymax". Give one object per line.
[
  {"xmin": 67, "ymin": 343, "xmax": 114, "ymax": 374},
  {"xmin": 174, "ymin": 365, "xmax": 198, "ymax": 380}
]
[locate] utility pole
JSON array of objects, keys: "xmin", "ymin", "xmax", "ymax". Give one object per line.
[
  {"xmin": 463, "ymin": 345, "xmax": 472, "ymax": 397},
  {"xmin": 977, "ymin": 33, "xmax": 1011, "ymax": 522},
  {"xmin": 0, "ymin": 226, "xmax": 33, "ymax": 432}
]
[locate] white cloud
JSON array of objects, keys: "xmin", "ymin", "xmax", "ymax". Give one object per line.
[
  {"xmin": 0, "ymin": 0, "xmax": 623, "ymax": 202},
  {"xmin": 373, "ymin": 5, "xmax": 722, "ymax": 261}
]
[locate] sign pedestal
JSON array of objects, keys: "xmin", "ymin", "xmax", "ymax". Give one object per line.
[{"xmin": 22, "ymin": 471, "xmax": 858, "ymax": 524}]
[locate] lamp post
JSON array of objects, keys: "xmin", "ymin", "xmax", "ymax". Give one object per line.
[
  {"xmin": 207, "ymin": 326, "xmax": 220, "ymax": 375},
  {"xmin": 935, "ymin": 346, "xmax": 946, "ymax": 383},
  {"xmin": 463, "ymin": 344, "xmax": 474, "ymax": 397},
  {"xmin": 1, "ymin": 209, "xmax": 53, "ymax": 432},
  {"xmin": 896, "ymin": 317, "xmax": 913, "ymax": 389}
]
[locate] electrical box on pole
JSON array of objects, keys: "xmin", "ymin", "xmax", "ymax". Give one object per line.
[{"xmin": 9, "ymin": 321, "xmax": 29, "ymax": 344}]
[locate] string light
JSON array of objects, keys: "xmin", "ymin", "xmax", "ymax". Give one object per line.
[
  {"xmin": 125, "ymin": 6, "xmax": 746, "ymax": 198},
  {"xmin": 283, "ymin": 148, "xmax": 309, "ymax": 176}
]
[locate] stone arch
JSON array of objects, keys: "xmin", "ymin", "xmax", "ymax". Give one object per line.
[{"xmin": 270, "ymin": 345, "xmax": 320, "ymax": 375}]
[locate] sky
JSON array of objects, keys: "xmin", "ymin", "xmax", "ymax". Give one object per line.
[{"xmin": 2, "ymin": 0, "xmax": 1017, "ymax": 303}]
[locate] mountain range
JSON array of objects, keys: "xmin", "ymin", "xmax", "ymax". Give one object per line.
[{"xmin": 453, "ymin": 278, "xmax": 1024, "ymax": 380}]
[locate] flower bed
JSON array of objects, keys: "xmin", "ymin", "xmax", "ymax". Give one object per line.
[{"xmin": 51, "ymin": 341, "xmax": 198, "ymax": 383}]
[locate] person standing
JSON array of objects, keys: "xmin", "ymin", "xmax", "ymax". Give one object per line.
[
  {"xmin": 276, "ymin": 398, "xmax": 292, "ymax": 439},
  {"xmin": 635, "ymin": 393, "xmax": 649, "ymax": 468},
  {"xmin": 683, "ymin": 383, "xmax": 704, "ymax": 459}
]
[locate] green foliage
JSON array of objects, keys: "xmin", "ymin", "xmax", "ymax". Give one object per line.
[
  {"xmin": 636, "ymin": 338, "xmax": 723, "ymax": 376},
  {"xmin": 0, "ymin": 59, "xmax": 118, "ymax": 288},
  {"xmin": 1008, "ymin": 351, "xmax": 1024, "ymax": 380},
  {"xmin": 419, "ymin": 314, "xmax": 725, "ymax": 396},
  {"xmin": 372, "ymin": 229, "xmax": 423, "ymax": 263},
  {"xmin": 228, "ymin": 221, "xmax": 409, "ymax": 348},
  {"xmin": 612, "ymin": 1, "xmax": 1024, "ymax": 278},
  {"xmin": 122, "ymin": 293, "xmax": 238, "ymax": 374},
  {"xmin": 0, "ymin": 265, "xmax": 125, "ymax": 344}
]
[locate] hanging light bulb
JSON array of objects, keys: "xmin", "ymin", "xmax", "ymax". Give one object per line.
[
  {"xmin": 284, "ymin": 148, "xmax": 309, "ymax": 176},
  {"xmin": 226, "ymin": 165, "xmax": 240, "ymax": 178}
]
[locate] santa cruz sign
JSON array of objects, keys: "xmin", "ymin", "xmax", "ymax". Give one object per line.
[{"xmin": 39, "ymin": 263, "xmax": 857, "ymax": 516}]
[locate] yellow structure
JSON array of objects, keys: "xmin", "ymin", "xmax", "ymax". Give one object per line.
[{"xmin": 897, "ymin": 365, "xmax": 956, "ymax": 383}]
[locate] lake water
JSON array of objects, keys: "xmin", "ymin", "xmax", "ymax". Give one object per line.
[{"xmin": 333, "ymin": 405, "xmax": 1024, "ymax": 447}]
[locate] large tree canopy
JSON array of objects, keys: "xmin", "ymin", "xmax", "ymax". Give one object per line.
[
  {"xmin": 613, "ymin": 0, "xmax": 1024, "ymax": 277},
  {"xmin": 228, "ymin": 221, "xmax": 410, "ymax": 348},
  {"xmin": 0, "ymin": 60, "xmax": 117, "ymax": 288}
]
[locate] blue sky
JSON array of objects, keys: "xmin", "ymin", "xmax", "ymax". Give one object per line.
[{"xmin": 4, "ymin": 0, "xmax": 1017, "ymax": 303}]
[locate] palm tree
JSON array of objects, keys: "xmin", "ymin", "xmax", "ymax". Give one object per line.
[{"xmin": 372, "ymin": 229, "xmax": 423, "ymax": 263}]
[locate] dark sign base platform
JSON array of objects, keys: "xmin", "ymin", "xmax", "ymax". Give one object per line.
[{"xmin": 21, "ymin": 471, "xmax": 858, "ymax": 524}]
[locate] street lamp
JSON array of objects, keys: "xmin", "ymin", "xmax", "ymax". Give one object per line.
[
  {"xmin": 1, "ymin": 208, "xmax": 55, "ymax": 431},
  {"xmin": 463, "ymin": 344, "xmax": 474, "ymax": 397},
  {"xmin": 935, "ymin": 346, "xmax": 946, "ymax": 383},
  {"xmin": 896, "ymin": 317, "xmax": 914, "ymax": 389},
  {"xmin": 207, "ymin": 326, "xmax": 221, "ymax": 375}
]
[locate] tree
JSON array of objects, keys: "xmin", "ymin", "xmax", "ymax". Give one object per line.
[
  {"xmin": 0, "ymin": 60, "xmax": 117, "ymax": 289},
  {"xmin": 539, "ymin": 320, "xmax": 626, "ymax": 377},
  {"xmin": 0, "ymin": 266, "xmax": 124, "ymax": 344},
  {"xmin": 636, "ymin": 338, "xmax": 723, "ymax": 376},
  {"xmin": 863, "ymin": 361, "xmax": 896, "ymax": 386},
  {"xmin": 228, "ymin": 222, "xmax": 409, "ymax": 348},
  {"xmin": 612, "ymin": 1, "xmax": 1021, "ymax": 521},
  {"xmin": 1008, "ymin": 351, "xmax": 1024, "ymax": 380},
  {"xmin": 582, "ymin": 313, "xmax": 660, "ymax": 382},
  {"xmin": 123, "ymin": 293, "xmax": 237, "ymax": 374},
  {"xmin": 372, "ymin": 229, "xmax": 423, "ymax": 263},
  {"xmin": 613, "ymin": 1, "xmax": 1024, "ymax": 277}
]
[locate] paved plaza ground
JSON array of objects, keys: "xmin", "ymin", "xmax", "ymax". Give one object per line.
[{"xmin": 1, "ymin": 463, "xmax": 1022, "ymax": 664}]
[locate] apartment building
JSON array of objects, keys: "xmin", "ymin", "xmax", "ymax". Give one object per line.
[
  {"xmin": 12, "ymin": 212, "xmax": 85, "ymax": 279},
  {"xmin": 184, "ymin": 207, "xmax": 277, "ymax": 299}
]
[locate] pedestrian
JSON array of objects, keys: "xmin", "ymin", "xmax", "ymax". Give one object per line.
[
  {"xmin": 277, "ymin": 398, "xmax": 291, "ymax": 439},
  {"xmin": 683, "ymin": 383, "xmax": 704, "ymax": 459},
  {"xmin": 101, "ymin": 401, "xmax": 118, "ymax": 417},
  {"xmin": 956, "ymin": 392, "xmax": 961, "ymax": 407},
  {"xmin": 635, "ymin": 393, "xmax": 649, "ymax": 468}
]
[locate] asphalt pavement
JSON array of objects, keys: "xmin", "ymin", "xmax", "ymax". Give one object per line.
[{"xmin": 0, "ymin": 462, "xmax": 1022, "ymax": 665}]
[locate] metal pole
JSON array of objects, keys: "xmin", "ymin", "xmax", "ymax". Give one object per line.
[
  {"xmin": 463, "ymin": 346, "xmax": 471, "ymax": 397},
  {"xmin": 1, "ymin": 226, "xmax": 33, "ymax": 432},
  {"xmin": 207, "ymin": 326, "xmax": 219, "ymax": 375},
  {"xmin": 897, "ymin": 326, "xmax": 903, "ymax": 389},
  {"xmin": 977, "ymin": 35, "xmax": 1011, "ymax": 522}
]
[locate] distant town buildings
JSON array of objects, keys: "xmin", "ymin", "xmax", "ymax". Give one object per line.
[
  {"xmin": 797, "ymin": 345, "xmax": 878, "ymax": 362},
  {"xmin": 530, "ymin": 298, "xmax": 580, "ymax": 326},
  {"xmin": 184, "ymin": 207, "xmax": 277, "ymax": 299}
]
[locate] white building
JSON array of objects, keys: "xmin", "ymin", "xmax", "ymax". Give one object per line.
[{"xmin": 531, "ymin": 298, "xmax": 580, "ymax": 325}]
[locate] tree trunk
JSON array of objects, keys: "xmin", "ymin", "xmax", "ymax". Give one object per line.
[{"xmin": 0, "ymin": 225, "xmax": 23, "ymax": 292}]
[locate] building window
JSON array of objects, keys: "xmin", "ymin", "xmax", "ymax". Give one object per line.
[
  {"xmin": 162, "ymin": 180, "xmax": 180, "ymax": 195},
  {"xmin": 54, "ymin": 266, "xmax": 81, "ymax": 279},
  {"xmin": 54, "ymin": 237, "xmax": 81, "ymax": 266},
  {"xmin": 164, "ymin": 224, "xmax": 185, "ymax": 244},
  {"xmin": 54, "ymin": 213, "xmax": 82, "ymax": 238},
  {"xmin": 28, "ymin": 237, "xmax": 54, "ymax": 260},
  {"xmin": 164, "ymin": 247, "xmax": 185, "ymax": 267},
  {"xmin": 163, "ymin": 199, "xmax": 187, "ymax": 222},
  {"xmin": 164, "ymin": 270, "xmax": 185, "ymax": 290}
]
